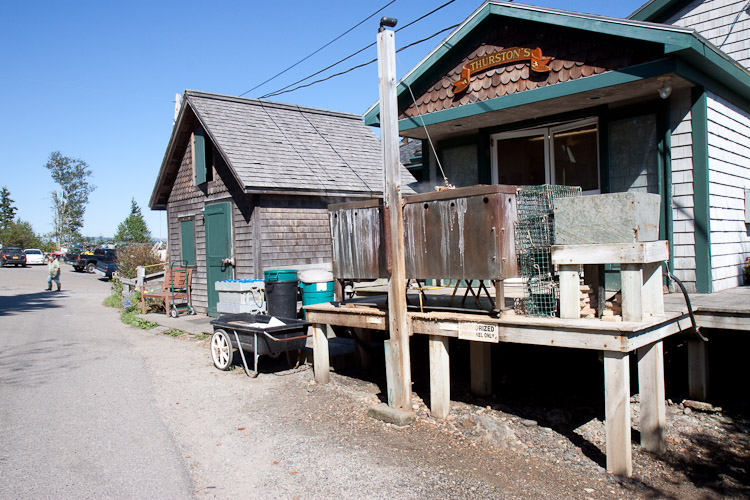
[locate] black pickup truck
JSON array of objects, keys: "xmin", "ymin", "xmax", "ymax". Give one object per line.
[
  {"xmin": 66, "ymin": 248, "xmax": 116, "ymax": 273},
  {"xmin": 94, "ymin": 252, "xmax": 118, "ymax": 280}
]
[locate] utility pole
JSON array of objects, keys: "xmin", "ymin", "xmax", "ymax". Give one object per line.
[{"xmin": 377, "ymin": 18, "xmax": 412, "ymax": 410}]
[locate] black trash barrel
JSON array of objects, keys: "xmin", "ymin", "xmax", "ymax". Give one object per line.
[{"xmin": 264, "ymin": 269, "xmax": 298, "ymax": 319}]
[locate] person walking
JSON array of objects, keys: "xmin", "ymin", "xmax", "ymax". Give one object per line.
[{"xmin": 47, "ymin": 254, "xmax": 61, "ymax": 291}]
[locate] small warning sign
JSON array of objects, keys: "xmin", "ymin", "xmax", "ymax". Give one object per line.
[{"xmin": 458, "ymin": 322, "xmax": 499, "ymax": 343}]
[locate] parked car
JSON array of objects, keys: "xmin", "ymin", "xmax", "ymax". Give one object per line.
[
  {"xmin": 24, "ymin": 248, "xmax": 45, "ymax": 265},
  {"xmin": 1, "ymin": 247, "xmax": 27, "ymax": 267},
  {"xmin": 94, "ymin": 252, "xmax": 118, "ymax": 280}
]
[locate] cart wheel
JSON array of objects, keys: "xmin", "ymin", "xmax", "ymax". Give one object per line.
[
  {"xmin": 267, "ymin": 350, "xmax": 281, "ymax": 359},
  {"xmin": 170, "ymin": 306, "xmax": 179, "ymax": 318},
  {"xmin": 211, "ymin": 330, "xmax": 233, "ymax": 370}
]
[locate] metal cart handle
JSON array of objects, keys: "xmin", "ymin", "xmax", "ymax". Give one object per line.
[{"xmin": 262, "ymin": 331, "xmax": 312, "ymax": 342}]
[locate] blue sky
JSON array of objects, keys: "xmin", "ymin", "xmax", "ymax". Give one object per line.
[{"xmin": 1, "ymin": 0, "xmax": 646, "ymax": 241}]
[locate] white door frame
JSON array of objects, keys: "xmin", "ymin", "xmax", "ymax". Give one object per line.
[{"xmin": 490, "ymin": 117, "xmax": 600, "ymax": 193}]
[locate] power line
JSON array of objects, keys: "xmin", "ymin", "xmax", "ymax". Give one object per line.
[
  {"xmin": 394, "ymin": 0, "xmax": 456, "ymax": 33},
  {"xmin": 239, "ymin": 0, "xmax": 397, "ymax": 97},
  {"xmin": 260, "ymin": 24, "xmax": 459, "ymax": 99},
  {"xmin": 261, "ymin": 0, "xmax": 457, "ymax": 98}
]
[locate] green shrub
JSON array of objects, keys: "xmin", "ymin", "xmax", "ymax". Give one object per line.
[
  {"xmin": 116, "ymin": 244, "xmax": 163, "ymax": 279},
  {"xmin": 110, "ymin": 276, "xmax": 124, "ymax": 296}
]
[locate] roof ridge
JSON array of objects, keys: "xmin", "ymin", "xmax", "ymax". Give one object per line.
[{"xmin": 183, "ymin": 89, "xmax": 363, "ymax": 120}]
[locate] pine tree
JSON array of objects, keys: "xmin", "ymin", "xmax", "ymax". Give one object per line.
[
  {"xmin": 114, "ymin": 198, "xmax": 151, "ymax": 243},
  {"xmin": 0, "ymin": 186, "xmax": 17, "ymax": 230}
]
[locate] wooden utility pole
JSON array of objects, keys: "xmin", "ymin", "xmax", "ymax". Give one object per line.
[{"xmin": 377, "ymin": 25, "xmax": 411, "ymax": 409}]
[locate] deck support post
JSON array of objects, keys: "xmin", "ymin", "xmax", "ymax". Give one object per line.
[
  {"xmin": 312, "ymin": 324, "xmax": 330, "ymax": 384},
  {"xmin": 637, "ymin": 340, "xmax": 666, "ymax": 454},
  {"xmin": 621, "ymin": 264, "xmax": 643, "ymax": 322},
  {"xmin": 688, "ymin": 339, "xmax": 708, "ymax": 401},
  {"xmin": 642, "ymin": 262, "xmax": 664, "ymax": 316},
  {"xmin": 470, "ymin": 342, "xmax": 492, "ymax": 397},
  {"xmin": 353, "ymin": 328, "xmax": 371, "ymax": 370},
  {"xmin": 558, "ymin": 264, "xmax": 580, "ymax": 319},
  {"xmin": 604, "ymin": 350, "xmax": 632, "ymax": 477},
  {"xmin": 429, "ymin": 335, "xmax": 451, "ymax": 419}
]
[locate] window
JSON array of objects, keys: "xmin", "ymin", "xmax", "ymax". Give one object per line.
[{"xmin": 491, "ymin": 118, "xmax": 599, "ymax": 193}]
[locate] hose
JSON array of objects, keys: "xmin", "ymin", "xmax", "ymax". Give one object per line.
[{"xmin": 664, "ymin": 261, "xmax": 708, "ymax": 342}]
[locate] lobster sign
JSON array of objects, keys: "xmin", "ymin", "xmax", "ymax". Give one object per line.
[{"xmin": 452, "ymin": 47, "xmax": 552, "ymax": 93}]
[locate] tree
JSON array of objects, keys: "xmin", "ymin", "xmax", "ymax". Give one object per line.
[
  {"xmin": 0, "ymin": 219, "xmax": 42, "ymax": 249},
  {"xmin": 44, "ymin": 151, "xmax": 96, "ymax": 247},
  {"xmin": 0, "ymin": 186, "xmax": 17, "ymax": 230},
  {"xmin": 114, "ymin": 198, "xmax": 151, "ymax": 243}
]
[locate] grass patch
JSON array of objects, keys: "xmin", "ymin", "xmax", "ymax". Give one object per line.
[
  {"xmin": 103, "ymin": 294, "xmax": 121, "ymax": 308},
  {"xmin": 121, "ymin": 310, "xmax": 158, "ymax": 330},
  {"xmin": 194, "ymin": 333, "xmax": 209, "ymax": 341}
]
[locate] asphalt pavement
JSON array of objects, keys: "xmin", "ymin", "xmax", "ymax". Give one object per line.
[{"xmin": 0, "ymin": 263, "xmax": 194, "ymax": 499}]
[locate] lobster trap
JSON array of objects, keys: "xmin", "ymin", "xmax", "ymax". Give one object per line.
[{"xmin": 514, "ymin": 185, "xmax": 581, "ymax": 317}]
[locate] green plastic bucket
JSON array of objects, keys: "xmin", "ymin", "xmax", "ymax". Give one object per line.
[
  {"xmin": 299, "ymin": 280, "xmax": 334, "ymax": 319},
  {"xmin": 264, "ymin": 269, "xmax": 298, "ymax": 283}
]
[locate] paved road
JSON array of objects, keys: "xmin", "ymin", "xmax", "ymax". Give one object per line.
[{"xmin": 0, "ymin": 263, "xmax": 193, "ymax": 499}]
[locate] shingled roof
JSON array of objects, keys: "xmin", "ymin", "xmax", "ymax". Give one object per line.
[{"xmin": 150, "ymin": 90, "xmax": 415, "ymax": 209}]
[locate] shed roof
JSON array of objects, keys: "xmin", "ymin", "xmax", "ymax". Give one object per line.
[{"xmin": 151, "ymin": 90, "xmax": 414, "ymax": 210}]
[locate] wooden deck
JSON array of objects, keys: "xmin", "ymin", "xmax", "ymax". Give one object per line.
[
  {"xmin": 306, "ymin": 291, "xmax": 692, "ymax": 478},
  {"xmin": 663, "ymin": 285, "xmax": 750, "ymax": 402},
  {"xmin": 305, "ymin": 284, "xmax": 749, "ymax": 477},
  {"xmin": 664, "ymin": 286, "xmax": 750, "ymax": 331}
]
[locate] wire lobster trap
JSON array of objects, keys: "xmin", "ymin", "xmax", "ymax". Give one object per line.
[{"xmin": 514, "ymin": 185, "xmax": 581, "ymax": 317}]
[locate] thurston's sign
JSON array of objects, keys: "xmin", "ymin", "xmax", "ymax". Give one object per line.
[{"xmin": 452, "ymin": 47, "xmax": 552, "ymax": 93}]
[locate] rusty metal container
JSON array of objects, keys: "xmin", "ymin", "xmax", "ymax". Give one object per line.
[
  {"xmin": 329, "ymin": 185, "xmax": 519, "ymax": 282},
  {"xmin": 403, "ymin": 185, "xmax": 518, "ymax": 280},
  {"xmin": 329, "ymin": 199, "xmax": 388, "ymax": 280}
]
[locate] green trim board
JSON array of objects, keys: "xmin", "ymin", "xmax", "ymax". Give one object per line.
[
  {"xmin": 690, "ymin": 87, "xmax": 712, "ymax": 294},
  {"xmin": 364, "ymin": 1, "xmax": 750, "ymax": 127},
  {"xmin": 657, "ymin": 99, "xmax": 674, "ymax": 280}
]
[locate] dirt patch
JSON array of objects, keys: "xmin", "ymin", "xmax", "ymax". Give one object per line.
[{"xmin": 125, "ymin": 327, "xmax": 749, "ymax": 499}]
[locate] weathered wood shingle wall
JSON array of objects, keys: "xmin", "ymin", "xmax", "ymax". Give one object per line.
[
  {"xmin": 258, "ymin": 196, "xmax": 332, "ymax": 270},
  {"xmin": 707, "ymin": 91, "xmax": 750, "ymax": 290},
  {"xmin": 663, "ymin": 0, "xmax": 750, "ymax": 70}
]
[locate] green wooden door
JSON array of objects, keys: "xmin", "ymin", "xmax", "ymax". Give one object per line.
[
  {"xmin": 180, "ymin": 219, "xmax": 196, "ymax": 266},
  {"xmin": 204, "ymin": 202, "xmax": 232, "ymax": 316}
]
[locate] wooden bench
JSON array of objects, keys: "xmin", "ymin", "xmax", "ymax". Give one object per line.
[{"xmin": 140, "ymin": 267, "xmax": 193, "ymax": 316}]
